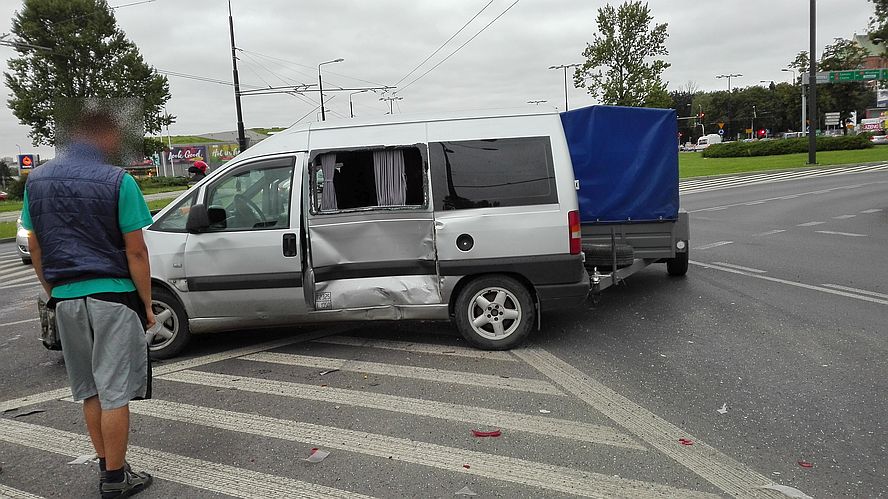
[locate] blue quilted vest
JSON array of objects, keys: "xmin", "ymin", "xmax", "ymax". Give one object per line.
[{"xmin": 26, "ymin": 142, "xmax": 129, "ymax": 286}]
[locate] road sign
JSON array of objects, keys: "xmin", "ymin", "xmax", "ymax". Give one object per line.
[
  {"xmin": 826, "ymin": 69, "xmax": 888, "ymax": 83},
  {"xmin": 718, "ymin": 129, "xmax": 724, "ymax": 135},
  {"xmin": 745, "ymin": 128, "xmax": 753, "ymax": 134},
  {"xmin": 717, "ymin": 122, "xmax": 725, "ymax": 129},
  {"xmin": 17, "ymin": 154, "xmax": 36, "ymax": 170},
  {"xmin": 825, "ymin": 112, "xmax": 841, "ymax": 126}
]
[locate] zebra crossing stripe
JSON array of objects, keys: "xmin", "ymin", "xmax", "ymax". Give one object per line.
[
  {"xmin": 0, "ymin": 484, "xmax": 44, "ymax": 499},
  {"xmin": 123, "ymin": 398, "xmax": 717, "ymax": 499},
  {"xmin": 0, "ymin": 419, "xmax": 373, "ymax": 499},
  {"xmin": 313, "ymin": 336, "xmax": 517, "ymax": 361},
  {"xmin": 160, "ymin": 369, "xmax": 644, "ymax": 450},
  {"xmin": 0, "ymin": 267, "xmax": 35, "ymax": 281},
  {"xmin": 514, "ymin": 347, "xmax": 781, "ymax": 499},
  {"xmin": 680, "ymin": 164, "xmax": 888, "ymax": 195},
  {"xmin": 243, "ymin": 351, "xmax": 564, "ymax": 396}
]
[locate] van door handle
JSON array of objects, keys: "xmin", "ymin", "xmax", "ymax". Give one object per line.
[
  {"xmin": 434, "ymin": 221, "xmax": 445, "ymax": 230},
  {"xmin": 282, "ymin": 233, "xmax": 297, "ymax": 257}
]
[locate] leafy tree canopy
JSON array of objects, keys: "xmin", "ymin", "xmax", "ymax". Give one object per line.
[
  {"xmin": 574, "ymin": 1, "xmax": 670, "ymax": 107},
  {"xmin": 4, "ymin": 0, "xmax": 172, "ymax": 146},
  {"xmin": 870, "ymin": 0, "xmax": 888, "ymax": 53}
]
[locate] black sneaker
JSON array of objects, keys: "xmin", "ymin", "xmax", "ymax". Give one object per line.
[{"xmin": 100, "ymin": 468, "xmax": 153, "ymax": 498}]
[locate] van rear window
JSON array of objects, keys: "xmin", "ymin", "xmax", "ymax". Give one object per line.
[{"xmin": 429, "ymin": 136, "xmax": 557, "ymax": 210}]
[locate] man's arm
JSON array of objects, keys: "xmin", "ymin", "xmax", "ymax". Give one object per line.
[
  {"xmin": 123, "ymin": 229, "xmax": 155, "ymax": 329},
  {"xmin": 27, "ymin": 233, "xmax": 52, "ymax": 297}
]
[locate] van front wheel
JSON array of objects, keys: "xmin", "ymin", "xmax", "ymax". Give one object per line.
[
  {"xmin": 454, "ymin": 276, "xmax": 535, "ymax": 350},
  {"xmin": 149, "ymin": 287, "xmax": 191, "ymax": 359}
]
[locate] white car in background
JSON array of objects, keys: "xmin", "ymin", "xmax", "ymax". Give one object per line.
[
  {"xmin": 870, "ymin": 134, "xmax": 888, "ymax": 145},
  {"xmin": 16, "ymin": 215, "xmax": 31, "ymax": 265}
]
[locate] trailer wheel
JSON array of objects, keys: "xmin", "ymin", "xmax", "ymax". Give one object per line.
[
  {"xmin": 583, "ymin": 243, "xmax": 634, "ymax": 269},
  {"xmin": 149, "ymin": 287, "xmax": 191, "ymax": 359},
  {"xmin": 666, "ymin": 251, "xmax": 689, "ymax": 277},
  {"xmin": 454, "ymin": 276, "xmax": 535, "ymax": 350}
]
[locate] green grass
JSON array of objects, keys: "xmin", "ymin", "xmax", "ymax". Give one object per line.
[
  {"xmin": 0, "ymin": 221, "xmax": 15, "ymax": 239},
  {"xmin": 149, "ymin": 135, "xmax": 222, "ymax": 144},
  {"xmin": 679, "ymin": 145, "xmax": 888, "ymax": 178},
  {"xmin": 0, "ymin": 200, "xmax": 24, "ymax": 213},
  {"xmin": 140, "ymin": 185, "xmax": 188, "ymax": 196},
  {"xmin": 147, "ymin": 198, "xmax": 175, "ymax": 211},
  {"xmin": 250, "ymin": 127, "xmax": 286, "ymax": 135}
]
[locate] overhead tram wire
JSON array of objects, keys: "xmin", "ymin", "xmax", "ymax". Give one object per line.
[
  {"xmin": 236, "ymin": 51, "xmax": 324, "ymax": 109},
  {"xmin": 396, "ymin": 0, "xmax": 520, "ymax": 94},
  {"xmin": 393, "ymin": 0, "xmax": 495, "ymax": 87},
  {"xmin": 238, "ymin": 48, "xmax": 388, "ymax": 88}
]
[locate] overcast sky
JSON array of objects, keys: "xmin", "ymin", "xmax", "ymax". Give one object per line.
[{"xmin": 0, "ymin": 0, "xmax": 875, "ymax": 160}]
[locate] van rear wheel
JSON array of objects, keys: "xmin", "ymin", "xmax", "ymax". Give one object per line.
[{"xmin": 454, "ymin": 276, "xmax": 535, "ymax": 350}]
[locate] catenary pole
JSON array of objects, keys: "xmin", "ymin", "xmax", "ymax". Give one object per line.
[
  {"xmin": 807, "ymin": 0, "xmax": 817, "ymax": 164},
  {"xmin": 228, "ymin": 2, "xmax": 247, "ymax": 152}
]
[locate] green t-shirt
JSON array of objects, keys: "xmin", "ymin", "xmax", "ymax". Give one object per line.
[{"xmin": 21, "ymin": 173, "xmax": 154, "ymax": 298}]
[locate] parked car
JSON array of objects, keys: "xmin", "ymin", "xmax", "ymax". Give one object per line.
[
  {"xmin": 695, "ymin": 133, "xmax": 722, "ymax": 151},
  {"xmin": 0, "ymin": 191, "xmax": 8, "ymax": 201},
  {"xmin": 16, "ymin": 215, "xmax": 31, "ymax": 264},
  {"xmin": 870, "ymin": 134, "xmax": 888, "ymax": 144}
]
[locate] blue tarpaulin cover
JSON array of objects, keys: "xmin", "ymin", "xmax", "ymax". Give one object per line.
[{"xmin": 560, "ymin": 105, "xmax": 679, "ymax": 223}]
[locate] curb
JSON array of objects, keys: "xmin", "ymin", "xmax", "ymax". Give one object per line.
[{"xmin": 0, "ymin": 237, "xmax": 16, "ymax": 244}]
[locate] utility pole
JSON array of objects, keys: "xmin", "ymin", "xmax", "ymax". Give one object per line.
[
  {"xmin": 228, "ymin": 2, "xmax": 247, "ymax": 152},
  {"xmin": 549, "ymin": 64, "xmax": 581, "ymax": 111},
  {"xmin": 807, "ymin": 0, "xmax": 817, "ymax": 165},
  {"xmin": 380, "ymin": 95, "xmax": 403, "ymax": 114}
]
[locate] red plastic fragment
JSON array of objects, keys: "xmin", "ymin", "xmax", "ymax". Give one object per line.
[
  {"xmin": 463, "ymin": 464, "xmax": 471, "ymax": 469},
  {"xmin": 798, "ymin": 460, "xmax": 813, "ymax": 468},
  {"xmin": 472, "ymin": 429, "xmax": 502, "ymax": 438},
  {"xmin": 678, "ymin": 438, "xmax": 694, "ymax": 446}
]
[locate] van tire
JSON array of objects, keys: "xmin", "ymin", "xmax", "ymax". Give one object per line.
[
  {"xmin": 582, "ymin": 243, "xmax": 634, "ymax": 269},
  {"xmin": 149, "ymin": 287, "xmax": 191, "ymax": 359},
  {"xmin": 22, "ymin": 257, "xmax": 31, "ymax": 265},
  {"xmin": 666, "ymin": 251, "xmax": 689, "ymax": 277},
  {"xmin": 454, "ymin": 276, "xmax": 535, "ymax": 350}
]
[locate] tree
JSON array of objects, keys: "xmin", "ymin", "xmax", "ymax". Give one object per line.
[
  {"xmin": 574, "ymin": 1, "xmax": 670, "ymax": 107},
  {"xmin": 4, "ymin": 0, "xmax": 172, "ymax": 146},
  {"xmin": 818, "ymin": 39, "xmax": 872, "ymax": 135},
  {"xmin": 870, "ymin": 0, "xmax": 888, "ymax": 55},
  {"xmin": 0, "ymin": 159, "xmax": 15, "ymax": 189}
]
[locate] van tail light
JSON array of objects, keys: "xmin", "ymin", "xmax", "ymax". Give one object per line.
[{"xmin": 568, "ymin": 210, "xmax": 582, "ymax": 255}]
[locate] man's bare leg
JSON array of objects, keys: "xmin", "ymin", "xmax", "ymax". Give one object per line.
[
  {"xmin": 100, "ymin": 405, "xmax": 129, "ymax": 471},
  {"xmin": 83, "ymin": 396, "xmax": 105, "ymax": 459}
]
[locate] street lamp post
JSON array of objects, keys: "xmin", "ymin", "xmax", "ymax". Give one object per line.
[
  {"xmin": 318, "ymin": 58, "xmax": 344, "ymax": 121},
  {"xmin": 548, "ymin": 63, "xmax": 581, "ymax": 111},
  {"xmin": 349, "ymin": 90, "xmax": 368, "ymax": 118},
  {"xmin": 808, "ymin": 0, "xmax": 817, "ymax": 164},
  {"xmin": 716, "ymin": 73, "xmax": 742, "ymax": 92},
  {"xmin": 781, "ymin": 67, "xmax": 796, "ymax": 84}
]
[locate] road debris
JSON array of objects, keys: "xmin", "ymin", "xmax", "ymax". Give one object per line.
[
  {"xmin": 462, "ymin": 464, "xmax": 471, "ymax": 469},
  {"xmin": 716, "ymin": 403, "xmax": 728, "ymax": 414},
  {"xmin": 471, "ymin": 429, "xmax": 501, "ymax": 437},
  {"xmin": 305, "ymin": 448, "xmax": 330, "ymax": 463},
  {"xmin": 67, "ymin": 453, "xmax": 98, "ymax": 465},
  {"xmin": 758, "ymin": 484, "xmax": 813, "ymax": 499},
  {"xmin": 454, "ymin": 485, "xmax": 478, "ymax": 496},
  {"xmin": 797, "ymin": 460, "xmax": 813, "ymax": 468},
  {"xmin": 678, "ymin": 438, "xmax": 694, "ymax": 446},
  {"xmin": 538, "ymin": 409, "xmax": 551, "ymax": 414},
  {"xmin": 319, "ymin": 369, "xmax": 339, "ymax": 376}
]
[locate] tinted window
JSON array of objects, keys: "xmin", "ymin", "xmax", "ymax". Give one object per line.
[
  {"xmin": 429, "ymin": 136, "xmax": 557, "ymax": 210},
  {"xmin": 150, "ymin": 192, "xmax": 196, "ymax": 232}
]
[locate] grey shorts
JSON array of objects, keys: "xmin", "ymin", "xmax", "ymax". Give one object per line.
[{"xmin": 56, "ymin": 296, "xmax": 150, "ymax": 409}]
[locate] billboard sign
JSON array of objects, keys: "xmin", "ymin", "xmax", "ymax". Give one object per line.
[
  {"xmin": 167, "ymin": 145, "xmax": 207, "ymax": 165},
  {"xmin": 207, "ymin": 143, "xmax": 240, "ymax": 165},
  {"xmin": 878, "ymin": 89, "xmax": 888, "ymax": 109},
  {"xmin": 18, "ymin": 154, "xmax": 36, "ymax": 170}
]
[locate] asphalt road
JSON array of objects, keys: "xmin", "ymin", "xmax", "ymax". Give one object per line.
[{"xmin": 0, "ymin": 164, "xmax": 885, "ymax": 498}]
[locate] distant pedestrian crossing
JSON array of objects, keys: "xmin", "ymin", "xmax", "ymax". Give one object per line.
[
  {"xmin": 0, "ymin": 330, "xmax": 779, "ymax": 498},
  {"xmin": 0, "ymin": 251, "xmax": 38, "ymax": 290},
  {"xmin": 680, "ymin": 163, "xmax": 888, "ymax": 195}
]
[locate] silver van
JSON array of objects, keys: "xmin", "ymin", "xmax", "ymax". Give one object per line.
[{"xmin": 145, "ymin": 109, "xmax": 589, "ymax": 358}]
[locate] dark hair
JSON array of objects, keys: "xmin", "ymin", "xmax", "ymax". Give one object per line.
[{"xmin": 72, "ymin": 108, "xmax": 121, "ymax": 136}]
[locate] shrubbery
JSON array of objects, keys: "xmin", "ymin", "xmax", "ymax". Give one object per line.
[
  {"xmin": 135, "ymin": 176, "xmax": 189, "ymax": 189},
  {"xmin": 702, "ymin": 135, "xmax": 873, "ymax": 158},
  {"xmin": 5, "ymin": 173, "xmax": 28, "ymax": 200}
]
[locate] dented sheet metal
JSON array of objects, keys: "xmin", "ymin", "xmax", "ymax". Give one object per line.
[
  {"xmin": 308, "ymin": 213, "xmax": 436, "ymax": 268},
  {"xmin": 314, "ymin": 275, "xmax": 441, "ymax": 310}
]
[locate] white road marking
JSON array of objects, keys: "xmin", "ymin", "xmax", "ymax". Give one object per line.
[
  {"xmin": 776, "ymin": 194, "xmax": 800, "ymax": 200},
  {"xmin": 0, "ymin": 281, "xmax": 41, "ymax": 291},
  {"xmin": 0, "ymin": 267, "xmax": 36, "ymax": 281},
  {"xmin": 0, "ymin": 318, "xmax": 39, "ymax": 328},
  {"xmin": 161, "ymin": 369, "xmax": 643, "ymax": 450},
  {"xmin": 814, "ymin": 230, "xmax": 867, "ymax": 237},
  {"xmin": 743, "ymin": 201, "xmax": 766, "ymax": 205},
  {"xmin": 244, "ymin": 352, "xmax": 563, "ymax": 396},
  {"xmin": 123, "ymin": 399, "xmax": 715, "ymax": 499},
  {"xmin": 860, "ymin": 208, "xmax": 882, "ymax": 214},
  {"xmin": 711, "ymin": 262, "xmax": 767, "ymax": 274},
  {"xmin": 688, "ymin": 181, "xmax": 888, "ymax": 213},
  {"xmin": 693, "ymin": 241, "xmax": 733, "ymax": 250},
  {"xmin": 691, "ymin": 261, "xmax": 888, "ymax": 306},
  {"xmin": 0, "ymin": 328, "xmax": 352, "ymax": 413},
  {"xmin": 513, "ymin": 347, "xmax": 778, "ymax": 498},
  {"xmin": 0, "ymin": 275, "xmax": 41, "ymax": 287},
  {"xmin": 0, "ymin": 484, "xmax": 43, "ymax": 499},
  {"xmin": 0, "ymin": 419, "xmax": 373, "ymax": 499},
  {"xmin": 821, "ymin": 284, "xmax": 888, "ymax": 300},
  {"xmin": 0, "ymin": 260, "xmax": 29, "ymax": 271},
  {"xmin": 751, "ymin": 230, "xmax": 785, "ymax": 237},
  {"xmin": 314, "ymin": 336, "xmax": 516, "ymax": 361},
  {"xmin": 832, "ymin": 214, "xmax": 856, "ymax": 219},
  {"xmin": 796, "ymin": 221, "xmax": 825, "ymax": 227},
  {"xmin": 680, "ymin": 164, "xmax": 888, "ymax": 195}
]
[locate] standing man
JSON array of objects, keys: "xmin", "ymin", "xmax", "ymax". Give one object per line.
[{"xmin": 22, "ymin": 108, "xmax": 155, "ymax": 498}]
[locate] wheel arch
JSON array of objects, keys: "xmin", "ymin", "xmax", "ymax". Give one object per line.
[{"xmin": 447, "ymin": 272, "xmax": 539, "ymax": 319}]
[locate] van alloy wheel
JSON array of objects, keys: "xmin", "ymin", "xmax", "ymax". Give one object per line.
[
  {"xmin": 149, "ymin": 287, "xmax": 191, "ymax": 359},
  {"xmin": 468, "ymin": 287, "xmax": 522, "ymax": 340},
  {"xmin": 454, "ymin": 276, "xmax": 535, "ymax": 350},
  {"xmin": 149, "ymin": 300, "xmax": 178, "ymax": 350}
]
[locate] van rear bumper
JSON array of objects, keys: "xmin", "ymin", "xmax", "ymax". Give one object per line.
[{"xmin": 536, "ymin": 269, "xmax": 590, "ymax": 311}]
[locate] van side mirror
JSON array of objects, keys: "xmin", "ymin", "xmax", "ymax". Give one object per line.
[
  {"xmin": 185, "ymin": 204, "xmax": 210, "ymax": 233},
  {"xmin": 208, "ymin": 206, "xmax": 227, "ymax": 229}
]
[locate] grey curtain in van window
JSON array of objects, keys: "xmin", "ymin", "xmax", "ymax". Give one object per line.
[
  {"xmin": 320, "ymin": 153, "xmax": 338, "ymax": 210},
  {"xmin": 372, "ymin": 149, "xmax": 407, "ymax": 206}
]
